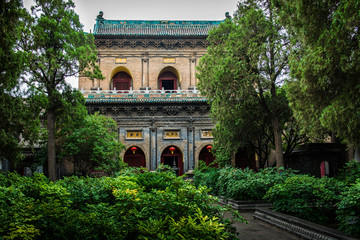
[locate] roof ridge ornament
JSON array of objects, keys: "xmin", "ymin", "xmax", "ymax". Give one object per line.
[
  {"xmin": 96, "ymin": 11, "xmax": 105, "ymax": 23},
  {"xmin": 225, "ymin": 12, "xmax": 231, "ymax": 19}
]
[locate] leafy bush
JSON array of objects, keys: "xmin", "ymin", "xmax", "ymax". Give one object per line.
[
  {"xmin": 193, "ymin": 161, "xmax": 220, "ymax": 195},
  {"xmin": 0, "ymin": 171, "xmax": 242, "ymax": 239},
  {"xmin": 137, "ymin": 209, "xmax": 232, "ymax": 240},
  {"xmin": 336, "ymin": 160, "xmax": 360, "ymax": 185},
  {"xmin": 194, "ymin": 165, "xmax": 297, "ymax": 200},
  {"xmin": 336, "ymin": 179, "xmax": 360, "ymax": 237},
  {"xmin": 264, "ymin": 175, "xmax": 344, "ymax": 224},
  {"xmin": 0, "ymin": 173, "xmax": 71, "ymax": 240}
]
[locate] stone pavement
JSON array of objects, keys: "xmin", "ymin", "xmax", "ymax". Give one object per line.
[{"xmin": 231, "ymin": 211, "xmax": 300, "ymax": 240}]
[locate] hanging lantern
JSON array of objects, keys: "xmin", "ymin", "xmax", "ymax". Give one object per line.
[
  {"xmin": 206, "ymin": 145, "xmax": 212, "ymax": 152},
  {"xmin": 169, "ymin": 146, "xmax": 176, "ymax": 154},
  {"xmin": 131, "ymin": 146, "xmax": 137, "ymax": 154}
]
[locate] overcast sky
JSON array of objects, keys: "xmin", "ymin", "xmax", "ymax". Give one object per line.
[{"xmin": 23, "ymin": 0, "xmax": 239, "ymax": 88}]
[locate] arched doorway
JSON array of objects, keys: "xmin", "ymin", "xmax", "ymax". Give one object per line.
[
  {"xmin": 124, "ymin": 146, "xmax": 146, "ymax": 168},
  {"xmin": 158, "ymin": 71, "xmax": 178, "ymax": 90},
  {"xmin": 199, "ymin": 145, "xmax": 216, "ymax": 166},
  {"xmin": 112, "ymin": 72, "xmax": 132, "ymax": 90},
  {"xmin": 161, "ymin": 146, "xmax": 183, "ymax": 176}
]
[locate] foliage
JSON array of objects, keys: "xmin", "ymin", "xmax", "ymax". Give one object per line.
[
  {"xmin": 61, "ymin": 113, "xmax": 125, "ymax": 176},
  {"xmin": 335, "ymin": 160, "xmax": 360, "ymax": 185},
  {"xmin": 193, "ymin": 161, "xmax": 220, "ymax": 195},
  {"xmin": 0, "ymin": 0, "xmax": 42, "ymax": 163},
  {"xmin": 275, "ymin": 0, "xmax": 360, "ymax": 147},
  {"xmin": 197, "ymin": 0, "xmax": 292, "ymax": 168},
  {"xmin": 0, "ymin": 170, "xmax": 242, "ymax": 239},
  {"xmin": 194, "ymin": 165, "xmax": 297, "ymax": 200},
  {"xmin": 18, "ymin": 0, "xmax": 103, "ymax": 180},
  {"xmin": 336, "ymin": 179, "xmax": 360, "ymax": 237},
  {"xmin": 137, "ymin": 209, "xmax": 232, "ymax": 240},
  {"xmin": 264, "ymin": 175, "xmax": 344, "ymax": 224},
  {"xmin": 0, "ymin": 173, "xmax": 71, "ymax": 240}
]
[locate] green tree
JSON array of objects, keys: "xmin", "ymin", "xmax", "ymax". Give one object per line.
[
  {"xmin": 275, "ymin": 0, "xmax": 360, "ymax": 147},
  {"xmin": 0, "ymin": 0, "xmax": 41, "ymax": 164},
  {"xmin": 197, "ymin": 0, "xmax": 291, "ymax": 168},
  {"xmin": 61, "ymin": 113, "xmax": 125, "ymax": 176},
  {"xmin": 18, "ymin": 0, "xmax": 103, "ymax": 180}
]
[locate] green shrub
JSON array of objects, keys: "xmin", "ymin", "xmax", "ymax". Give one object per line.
[
  {"xmin": 0, "ymin": 171, "xmax": 241, "ymax": 239},
  {"xmin": 0, "ymin": 173, "xmax": 71, "ymax": 240},
  {"xmin": 137, "ymin": 209, "xmax": 232, "ymax": 240},
  {"xmin": 336, "ymin": 179, "xmax": 360, "ymax": 237},
  {"xmin": 193, "ymin": 161, "xmax": 220, "ymax": 195},
  {"xmin": 194, "ymin": 165, "xmax": 297, "ymax": 200},
  {"xmin": 264, "ymin": 175, "xmax": 344, "ymax": 224},
  {"xmin": 336, "ymin": 160, "xmax": 360, "ymax": 184}
]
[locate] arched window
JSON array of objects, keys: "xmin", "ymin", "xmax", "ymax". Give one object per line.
[
  {"xmin": 112, "ymin": 72, "xmax": 132, "ymax": 90},
  {"xmin": 158, "ymin": 71, "xmax": 178, "ymax": 90}
]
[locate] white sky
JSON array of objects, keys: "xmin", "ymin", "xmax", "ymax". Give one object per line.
[{"xmin": 23, "ymin": 0, "xmax": 239, "ymax": 88}]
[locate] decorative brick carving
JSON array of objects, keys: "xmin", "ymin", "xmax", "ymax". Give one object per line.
[
  {"xmin": 186, "ymin": 106, "xmax": 195, "ymax": 114},
  {"xmin": 124, "ymin": 106, "xmax": 132, "ymax": 115},
  {"xmin": 129, "ymin": 40, "xmax": 137, "ymax": 48},
  {"xmin": 117, "ymin": 40, "xmax": 125, "ymax": 48},
  {"xmin": 99, "ymin": 106, "xmax": 107, "ymax": 114},
  {"xmin": 105, "ymin": 40, "xmax": 112, "ymax": 48},
  {"xmin": 137, "ymin": 106, "xmax": 145, "ymax": 115},
  {"xmin": 112, "ymin": 107, "xmax": 120, "ymax": 114},
  {"xmin": 150, "ymin": 106, "xmax": 157, "ymax": 115},
  {"xmin": 142, "ymin": 40, "xmax": 149, "ymax": 48},
  {"xmin": 163, "ymin": 106, "xmax": 181, "ymax": 116},
  {"xmin": 154, "ymin": 40, "xmax": 161, "ymax": 48},
  {"xmin": 199, "ymin": 105, "xmax": 208, "ymax": 114},
  {"xmin": 190, "ymin": 40, "xmax": 197, "ymax": 48}
]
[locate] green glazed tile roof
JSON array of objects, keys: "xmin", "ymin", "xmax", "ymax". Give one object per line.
[{"xmin": 94, "ymin": 19, "xmax": 222, "ymax": 37}]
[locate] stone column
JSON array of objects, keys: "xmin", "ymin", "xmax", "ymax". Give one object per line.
[
  {"xmin": 187, "ymin": 118, "xmax": 195, "ymax": 171},
  {"xmin": 150, "ymin": 126, "xmax": 157, "ymax": 171}
]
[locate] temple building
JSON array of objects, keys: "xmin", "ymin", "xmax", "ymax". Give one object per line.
[
  {"xmin": 78, "ymin": 12, "xmax": 220, "ymax": 174},
  {"xmin": 79, "ymin": 12, "xmax": 255, "ymax": 174}
]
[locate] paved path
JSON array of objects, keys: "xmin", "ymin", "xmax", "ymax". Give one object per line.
[{"xmin": 231, "ymin": 211, "xmax": 300, "ymax": 240}]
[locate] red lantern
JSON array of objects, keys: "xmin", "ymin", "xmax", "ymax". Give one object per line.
[
  {"xmin": 206, "ymin": 145, "xmax": 212, "ymax": 152},
  {"xmin": 169, "ymin": 146, "xmax": 176, "ymax": 154},
  {"xmin": 131, "ymin": 146, "xmax": 137, "ymax": 154}
]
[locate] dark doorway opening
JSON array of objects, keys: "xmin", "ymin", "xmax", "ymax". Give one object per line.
[
  {"xmin": 124, "ymin": 147, "xmax": 146, "ymax": 168},
  {"xmin": 161, "ymin": 146, "xmax": 183, "ymax": 176},
  {"xmin": 161, "ymin": 80, "xmax": 175, "ymax": 90},
  {"xmin": 158, "ymin": 71, "xmax": 178, "ymax": 90}
]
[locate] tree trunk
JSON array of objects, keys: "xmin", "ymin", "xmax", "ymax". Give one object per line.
[
  {"xmin": 271, "ymin": 115, "xmax": 284, "ymax": 168},
  {"xmin": 47, "ymin": 109, "xmax": 57, "ymax": 181}
]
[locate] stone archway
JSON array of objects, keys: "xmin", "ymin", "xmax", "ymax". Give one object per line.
[
  {"xmin": 160, "ymin": 146, "xmax": 183, "ymax": 176},
  {"xmin": 123, "ymin": 146, "xmax": 146, "ymax": 168}
]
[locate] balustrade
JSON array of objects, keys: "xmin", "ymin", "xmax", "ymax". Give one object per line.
[{"xmin": 81, "ymin": 87, "xmax": 204, "ymax": 99}]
